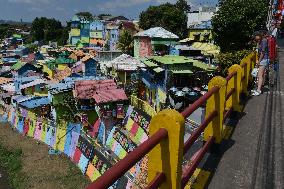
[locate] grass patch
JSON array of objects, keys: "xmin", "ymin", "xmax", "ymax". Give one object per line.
[{"xmin": 0, "ymin": 143, "xmax": 23, "ymax": 189}]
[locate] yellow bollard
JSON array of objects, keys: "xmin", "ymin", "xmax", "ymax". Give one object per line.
[
  {"xmin": 226, "ymin": 64, "xmax": 243, "ymax": 112},
  {"xmin": 204, "ymin": 76, "xmax": 227, "ymax": 144},
  {"xmin": 148, "ymin": 109, "xmax": 185, "ymax": 189}
]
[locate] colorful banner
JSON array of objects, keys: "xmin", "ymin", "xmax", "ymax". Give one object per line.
[{"xmin": 77, "ymin": 135, "xmax": 95, "ymax": 160}]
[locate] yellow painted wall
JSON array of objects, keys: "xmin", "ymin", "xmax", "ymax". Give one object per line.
[
  {"xmin": 70, "ymin": 29, "xmax": 81, "ymax": 36},
  {"xmin": 58, "ymin": 64, "xmax": 68, "ymax": 71},
  {"xmin": 188, "ymin": 29, "xmax": 212, "ymax": 42}
]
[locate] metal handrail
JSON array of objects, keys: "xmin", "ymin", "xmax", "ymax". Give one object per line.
[
  {"xmin": 226, "ymin": 71, "xmax": 237, "ymax": 81},
  {"xmin": 181, "ymin": 137, "xmax": 215, "ymax": 188},
  {"xmin": 183, "ymin": 110, "xmax": 218, "ymax": 155},
  {"xmin": 226, "ymin": 88, "xmax": 235, "ymax": 101},
  {"xmin": 181, "ymin": 86, "xmax": 220, "ymax": 118},
  {"xmin": 87, "ymin": 128, "xmax": 168, "ymax": 189}
]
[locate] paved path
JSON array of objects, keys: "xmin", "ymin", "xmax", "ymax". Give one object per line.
[{"xmin": 208, "ymin": 41, "xmax": 284, "ymax": 189}]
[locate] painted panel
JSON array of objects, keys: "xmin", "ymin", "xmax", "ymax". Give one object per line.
[
  {"xmin": 71, "ymin": 37, "xmax": 80, "ymax": 45},
  {"xmin": 70, "ymin": 29, "xmax": 80, "ymax": 37},
  {"xmin": 90, "ymin": 38, "xmax": 105, "ymax": 46},
  {"xmin": 90, "ymin": 21, "xmax": 104, "ymax": 31},
  {"xmin": 90, "ymin": 31, "xmax": 103, "ymax": 39},
  {"xmin": 81, "ymin": 37, "xmax": 90, "ymax": 44},
  {"xmin": 81, "ymin": 29, "xmax": 90, "ymax": 37}
]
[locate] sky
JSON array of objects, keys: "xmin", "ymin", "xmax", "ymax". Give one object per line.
[{"xmin": 0, "ymin": 0, "xmax": 218, "ymax": 23}]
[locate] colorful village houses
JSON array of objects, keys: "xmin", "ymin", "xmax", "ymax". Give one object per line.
[
  {"xmin": 105, "ymin": 54, "xmax": 145, "ymax": 88},
  {"xmin": 138, "ymin": 55, "xmax": 215, "ymax": 112},
  {"xmin": 46, "ymin": 51, "xmax": 76, "ymax": 72},
  {"xmin": 134, "ymin": 27, "xmax": 179, "ymax": 58},
  {"xmin": 90, "ymin": 19, "xmax": 106, "ymax": 48},
  {"xmin": 73, "ymin": 79, "xmax": 128, "ymax": 134}
]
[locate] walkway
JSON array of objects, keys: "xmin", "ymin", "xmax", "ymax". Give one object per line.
[{"xmin": 208, "ymin": 40, "xmax": 284, "ymax": 189}]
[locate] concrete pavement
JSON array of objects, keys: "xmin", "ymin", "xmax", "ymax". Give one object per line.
[{"xmin": 208, "ymin": 40, "xmax": 284, "ymax": 189}]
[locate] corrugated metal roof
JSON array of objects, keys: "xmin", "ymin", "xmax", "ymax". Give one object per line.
[
  {"xmin": 54, "ymin": 67, "xmax": 72, "ymax": 82},
  {"xmin": 107, "ymin": 54, "xmax": 145, "ymax": 71},
  {"xmin": 49, "ymin": 81, "xmax": 74, "ymax": 94},
  {"xmin": 74, "ymin": 79, "xmax": 128, "ymax": 103},
  {"xmin": 1, "ymin": 83, "xmax": 15, "ymax": 92},
  {"xmin": 135, "ymin": 27, "xmax": 179, "ymax": 39},
  {"xmin": 147, "ymin": 55, "xmax": 193, "ymax": 65},
  {"xmin": 12, "ymin": 95, "xmax": 35, "ymax": 103},
  {"xmin": 20, "ymin": 79, "xmax": 46, "ymax": 90},
  {"xmin": 19, "ymin": 96, "xmax": 50, "ymax": 109},
  {"xmin": 0, "ymin": 77, "xmax": 13, "ymax": 85}
]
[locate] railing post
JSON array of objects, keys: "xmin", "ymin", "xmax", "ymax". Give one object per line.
[
  {"xmin": 148, "ymin": 109, "xmax": 185, "ymax": 189},
  {"xmin": 227, "ymin": 64, "xmax": 243, "ymax": 112},
  {"xmin": 204, "ymin": 76, "xmax": 227, "ymax": 144},
  {"xmin": 249, "ymin": 52, "xmax": 256, "ymax": 83},
  {"xmin": 240, "ymin": 59, "xmax": 250, "ymax": 96}
]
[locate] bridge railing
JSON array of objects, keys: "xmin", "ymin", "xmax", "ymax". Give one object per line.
[{"xmin": 87, "ymin": 52, "xmax": 256, "ymax": 189}]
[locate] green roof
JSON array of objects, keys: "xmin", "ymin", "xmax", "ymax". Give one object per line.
[
  {"xmin": 141, "ymin": 59, "xmax": 158, "ymax": 67},
  {"xmin": 13, "ymin": 34, "xmax": 22, "ymax": 39},
  {"xmin": 56, "ymin": 57, "xmax": 76, "ymax": 64},
  {"xmin": 171, "ymin": 70, "xmax": 193, "ymax": 74},
  {"xmin": 192, "ymin": 60, "xmax": 216, "ymax": 71},
  {"xmin": 153, "ymin": 67, "xmax": 165, "ymax": 73},
  {"xmin": 148, "ymin": 55, "xmax": 193, "ymax": 65},
  {"xmin": 11, "ymin": 61, "xmax": 26, "ymax": 71}
]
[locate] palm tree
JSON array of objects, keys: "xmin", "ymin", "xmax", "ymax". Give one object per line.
[{"xmin": 117, "ymin": 30, "xmax": 134, "ymax": 55}]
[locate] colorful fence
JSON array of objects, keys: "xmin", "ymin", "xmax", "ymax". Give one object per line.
[
  {"xmin": 87, "ymin": 52, "xmax": 256, "ymax": 189},
  {"xmin": 130, "ymin": 95, "xmax": 157, "ymax": 118}
]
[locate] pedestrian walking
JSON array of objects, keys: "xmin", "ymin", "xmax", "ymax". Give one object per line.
[{"xmin": 252, "ymin": 31, "xmax": 270, "ymax": 96}]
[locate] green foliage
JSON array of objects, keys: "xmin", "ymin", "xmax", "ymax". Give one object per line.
[
  {"xmin": 117, "ymin": 30, "xmax": 134, "ymax": 55},
  {"xmin": 0, "ymin": 24, "xmax": 11, "ymax": 39},
  {"xmin": 53, "ymin": 92, "xmax": 77, "ymax": 122},
  {"xmin": 31, "ymin": 17, "xmax": 68, "ymax": 45},
  {"xmin": 0, "ymin": 143, "xmax": 23, "ymax": 189},
  {"xmin": 139, "ymin": 1, "xmax": 188, "ymax": 38},
  {"xmin": 212, "ymin": 0, "xmax": 269, "ymax": 52},
  {"xmin": 76, "ymin": 12, "xmax": 93, "ymax": 20},
  {"xmin": 216, "ymin": 49, "xmax": 252, "ymax": 76},
  {"xmin": 25, "ymin": 43, "xmax": 38, "ymax": 53}
]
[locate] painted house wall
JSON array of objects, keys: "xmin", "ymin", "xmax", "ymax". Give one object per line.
[
  {"xmin": 138, "ymin": 37, "xmax": 153, "ymax": 58},
  {"xmin": 90, "ymin": 21, "xmax": 104, "ymax": 31},
  {"xmin": 188, "ymin": 29, "xmax": 212, "ymax": 41},
  {"xmin": 71, "ymin": 37, "xmax": 81, "ymax": 46},
  {"xmin": 70, "ymin": 29, "xmax": 81, "ymax": 37},
  {"xmin": 84, "ymin": 59, "xmax": 97, "ymax": 76}
]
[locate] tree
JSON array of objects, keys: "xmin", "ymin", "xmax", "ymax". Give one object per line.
[
  {"xmin": 176, "ymin": 0, "xmax": 191, "ymax": 13},
  {"xmin": 117, "ymin": 30, "xmax": 134, "ymax": 55},
  {"xmin": 212, "ymin": 0, "xmax": 269, "ymax": 52},
  {"xmin": 76, "ymin": 12, "xmax": 93, "ymax": 20},
  {"xmin": 31, "ymin": 17, "xmax": 68, "ymax": 45},
  {"xmin": 139, "ymin": 1, "xmax": 188, "ymax": 38}
]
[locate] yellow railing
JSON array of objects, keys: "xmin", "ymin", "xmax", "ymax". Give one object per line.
[{"xmin": 130, "ymin": 95, "xmax": 157, "ymax": 117}]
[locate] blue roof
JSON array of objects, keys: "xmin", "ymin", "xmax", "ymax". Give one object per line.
[
  {"xmin": 12, "ymin": 95, "xmax": 35, "ymax": 103},
  {"xmin": 193, "ymin": 20, "xmax": 212, "ymax": 29},
  {"xmin": 19, "ymin": 96, "xmax": 50, "ymax": 109},
  {"xmin": 49, "ymin": 81, "xmax": 74, "ymax": 94}
]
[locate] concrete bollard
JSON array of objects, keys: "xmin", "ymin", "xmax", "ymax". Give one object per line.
[
  {"xmin": 148, "ymin": 109, "xmax": 185, "ymax": 189},
  {"xmin": 204, "ymin": 76, "xmax": 227, "ymax": 144}
]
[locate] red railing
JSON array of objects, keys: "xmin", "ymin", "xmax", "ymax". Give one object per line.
[
  {"xmin": 86, "ymin": 128, "xmax": 168, "ymax": 189},
  {"xmin": 87, "ymin": 54, "xmax": 251, "ymax": 188},
  {"xmin": 180, "ymin": 86, "xmax": 220, "ymax": 187}
]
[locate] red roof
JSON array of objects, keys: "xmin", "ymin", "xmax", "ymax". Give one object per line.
[{"xmin": 74, "ymin": 79, "xmax": 128, "ymax": 104}]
